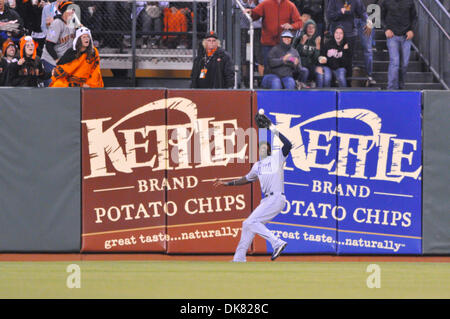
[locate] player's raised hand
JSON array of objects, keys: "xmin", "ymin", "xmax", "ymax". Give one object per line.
[{"xmin": 255, "ymin": 111, "xmax": 272, "ymax": 129}]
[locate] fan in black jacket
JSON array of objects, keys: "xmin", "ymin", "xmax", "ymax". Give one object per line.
[
  {"xmin": 190, "ymin": 31, "xmax": 234, "ymax": 89},
  {"xmin": 20, "ymin": 0, "xmax": 46, "ymax": 57},
  {"xmin": 315, "ymin": 26, "xmax": 351, "ymax": 87},
  {"xmin": 262, "ymin": 30, "xmax": 301, "ymax": 90},
  {"xmin": 5, "ymin": 35, "xmax": 50, "ymax": 86},
  {"xmin": 0, "ymin": 38, "xmax": 17, "ymax": 85}
]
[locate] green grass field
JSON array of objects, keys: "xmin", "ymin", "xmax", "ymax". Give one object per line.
[{"xmin": 1, "ymin": 261, "xmax": 449, "ymax": 299}]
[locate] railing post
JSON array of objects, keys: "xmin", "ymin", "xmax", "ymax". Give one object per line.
[
  {"xmin": 210, "ymin": 0, "xmax": 215, "ymax": 31},
  {"xmin": 131, "ymin": 0, "xmax": 137, "ymax": 87},
  {"xmin": 217, "ymin": 0, "xmax": 224, "ymax": 42},
  {"xmin": 193, "ymin": 0, "xmax": 198, "ymax": 60},
  {"xmin": 234, "ymin": 8, "xmax": 241, "ymax": 89},
  {"xmin": 225, "ymin": 0, "xmax": 233, "ymax": 52},
  {"xmin": 234, "ymin": 0, "xmax": 254, "ymax": 89}
]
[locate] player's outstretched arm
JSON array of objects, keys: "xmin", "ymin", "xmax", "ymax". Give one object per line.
[
  {"xmin": 213, "ymin": 176, "xmax": 251, "ymax": 187},
  {"xmin": 255, "ymin": 111, "xmax": 292, "ymax": 157},
  {"xmin": 270, "ymin": 126, "xmax": 292, "ymax": 157}
]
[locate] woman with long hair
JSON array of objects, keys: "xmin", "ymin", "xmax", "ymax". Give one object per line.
[
  {"xmin": 49, "ymin": 27, "xmax": 103, "ymax": 87},
  {"xmin": 5, "ymin": 35, "xmax": 50, "ymax": 87},
  {"xmin": 315, "ymin": 25, "xmax": 351, "ymax": 87}
]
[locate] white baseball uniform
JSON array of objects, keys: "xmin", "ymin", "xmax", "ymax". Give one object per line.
[{"xmin": 233, "ymin": 149, "xmax": 288, "ymax": 262}]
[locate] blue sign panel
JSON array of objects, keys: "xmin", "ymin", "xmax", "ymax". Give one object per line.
[
  {"xmin": 255, "ymin": 91, "xmax": 338, "ymax": 254},
  {"xmin": 336, "ymin": 91, "xmax": 422, "ymax": 254}
]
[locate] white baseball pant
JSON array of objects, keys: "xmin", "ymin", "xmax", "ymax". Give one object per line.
[{"xmin": 233, "ymin": 193, "xmax": 286, "ymax": 262}]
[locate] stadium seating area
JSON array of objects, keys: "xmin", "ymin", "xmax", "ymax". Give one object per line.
[{"xmin": 0, "ymin": 0, "xmax": 447, "ymax": 89}]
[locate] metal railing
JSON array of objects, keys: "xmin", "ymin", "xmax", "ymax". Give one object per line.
[
  {"xmin": 414, "ymin": 0, "xmax": 450, "ymax": 89},
  {"xmin": 76, "ymin": 0, "xmax": 215, "ymax": 85},
  {"xmin": 234, "ymin": 0, "xmax": 254, "ymax": 89}
]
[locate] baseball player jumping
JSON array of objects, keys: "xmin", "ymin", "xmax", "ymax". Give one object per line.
[{"xmin": 214, "ymin": 112, "xmax": 292, "ymax": 262}]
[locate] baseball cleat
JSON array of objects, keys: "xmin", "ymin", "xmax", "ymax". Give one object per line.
[{"xmin": 271, "ymin": 242, "xmax": 287, "ymax": 261}]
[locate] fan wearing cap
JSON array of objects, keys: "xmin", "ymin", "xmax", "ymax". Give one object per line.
[
  {"xmin": 190, "ymin": 31, "xmax": 234, "ymax": 89},
  {"xmin": 0, "ymin": 38, "xmax": 18, "ymax": 85},
  {"xmin": 0, "ymin": 0, "xmax": 24, "ymax": 47},
  {"xmin": 261, "ymin": 30, "xmax": 301, "ymax": 90},
  {"xmin": 5, "ymin": 35, "xmax": 50, "ymax": 86},
  {"xmin": 41, "ymin": 0, "xmax": 75, "ymax": 86},
  {"xmin": 49, "ymin": 27, "xmax": 103, "ymax": 87},
  {"xmin": 292, "ymin": 19, "xmax": 322, "ymax": 88}
]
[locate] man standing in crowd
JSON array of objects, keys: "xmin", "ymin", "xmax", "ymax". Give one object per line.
[
  {"xmin": 356, "ymin": 0, "xmax": 377, "ymax": 86},
  {"xmin": 246, "ymin": 0, "xmax": 303, "ymax": 71},
  {"xmin": 41, "ymin": 0, "xmax": 75, "ymax": 86},
  {"xmin": 326, "ymin": 0, "xmax": 372, "ymax": 78},
  {"xmin": 381, "ymin": 0, "xmax": 417, "ymax": 90},
  {"xmin": 190, "ymin": 31, "xmax": 234, "ymax": 89}
]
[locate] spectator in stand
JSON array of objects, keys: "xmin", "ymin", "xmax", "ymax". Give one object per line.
[
  {"xmin": 261, "ymin": 30, "xmax": 301, "ymax": 90},
  {"xmin": 0, "ymin": 38, "xmax": 17, "ymax": 84},
  {"xmin": 190, "ymin": 31, "xmax": 234, "ymax": 89},
  {"xmin": 12, "ymin": 0, "xmax": 25, "ymax": 14},
  {"xmin": 316, "ymin": 25, "xmax": 351, "ymax": 87},
  {"xmin": 326, "ymin": 0, "xmax": 372, "ymax": 78},
  {"xmin": 41, "ymin": 0, "xmax": 61, "ymax": 37},
  {"xmin": 245, "ymin": 0, "xmax": 303, "ymax": 71},
  {"xmin": 40, "ymin": 0, "xmax": 75, "ymax": 86},
  {"xmin": 296, "ymin": 0, "xmax": 325, "ymax": 36},
  {"xmin": 0, "ymin": 0, "xmax": 24, "ymax": 48},
  {"xmin": 19, "ymin": 0, "xmax": 47, "ymax": 57},
  {"xmin": 381, "ymin": 0, "xmax": 417, "ymax": 90},
  {"xmin": 49, "ymin": 27, "xmax": 103, "ymax": 87},
  {"xmin": 293, "ymin": 19, "xmax": 321, "ymax": 88},
  {"xmin": 5, "ymin": 35, "xmax": 50, "ymax": 86},
  {"xmin": 355, "ymin": 0, "xmax": 377, "ymax": 86},
  {"xmin": 139, "ymin": 2, "xmax": 163, "ymax": 48},
  {"xmin": 195, "ymin": 1, "xmax": 208, "ymax": 35},
  {"xmin": 239, "ymin": 0, "xmax": 263, "ymax": 87},
  {"xmin": 79, "ymin": 1, "xmax": 103, "ymax": 46},
  {"xmin": 162, "ymin": 5, "xmax": 190, "ymax": 49}
]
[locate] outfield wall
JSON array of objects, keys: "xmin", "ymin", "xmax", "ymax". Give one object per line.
[{"xmin": 0, "ymin": 88, "xmax": 448, "ymax": 255}]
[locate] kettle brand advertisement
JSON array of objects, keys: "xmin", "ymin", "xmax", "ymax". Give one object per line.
[
  {"xmin": 81, "ymin": 89, "xmax": 422, "ymax": 254},
  {"xmin": 81, "ymin": 90, "xmax": 255, "ymax": 252}
]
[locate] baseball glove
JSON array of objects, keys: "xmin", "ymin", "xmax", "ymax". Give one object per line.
[{"xmin": 255, "ymin": 113, "xmax": 272, "ymax": 129}]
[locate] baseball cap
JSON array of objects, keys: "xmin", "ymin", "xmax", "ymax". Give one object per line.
[
  {"xmin": 205, "ymin": 31, "xmax": 218, "ymax": 39},
  {"xmin": 58, "ymin": 1, "xmax": 74, "ymax": 14},
  {"xmin": 2, "ymin": 39, "xmax": 16, "ymax": 55},
  {"xmin": 281, "ymin": 30, "xmax": 294, "ymax": 38}
]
